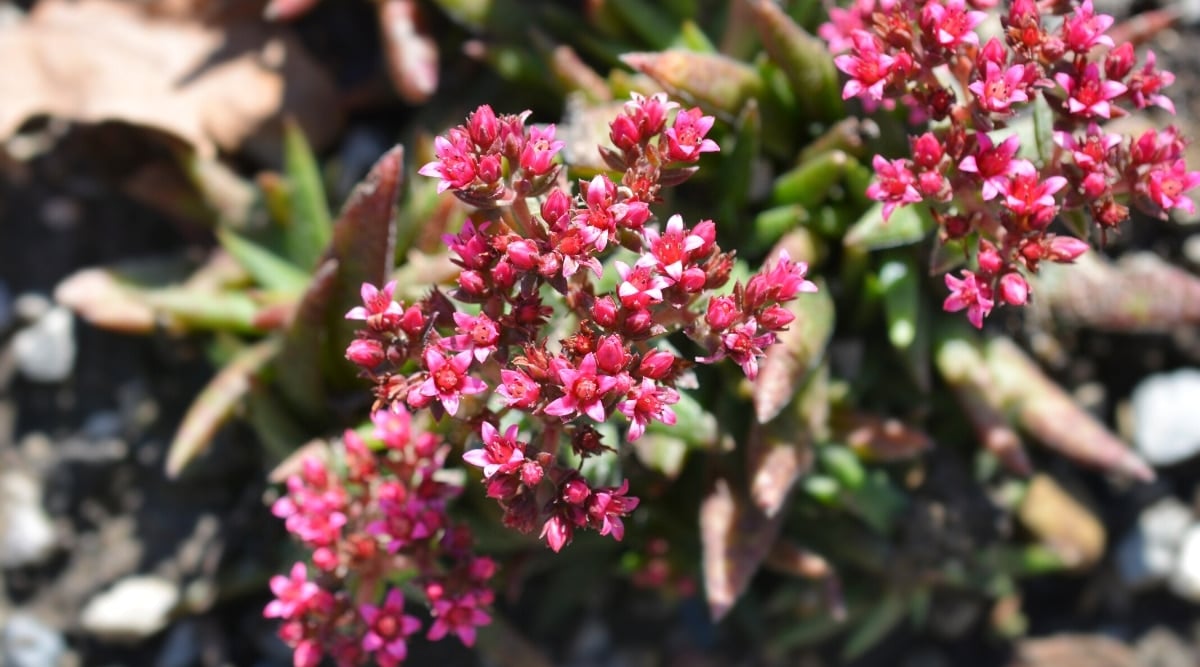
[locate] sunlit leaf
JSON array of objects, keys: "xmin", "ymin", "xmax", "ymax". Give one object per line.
[
  {"xmin": 215, "ymin": 228, "xmax": 310, "ymax": 294},
  {"xmin": 282, "ymin": 119, "xmax": 333, "ymax": 270},
  {"xmin": 700, "ymin": 477, "xmax": 784, "ymax": 620}
]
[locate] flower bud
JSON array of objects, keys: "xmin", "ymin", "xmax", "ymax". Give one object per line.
[
  {"xmin": 596, "ymin": 335, "xmax": 629, "ymax": 374},
  {"xmin": 458, "ymin": 269, "xmax": 487, "ymax": 296},
  {"xmin": 520, "ymin": 461, "xmax": 544, "ymax": 487},
  {"xmin": 622, "ymin": 308, "xmax": 653, "ymax": 337},
  {"xmin": 1105, "ymin": 42, "xmax": 1135, "ymax": 81},
  {"xmin": 562, "ymin": 478, "xmax": 591, "ymax": 505},
  {"xmin": 477, "ymin": 154, "xmax": 503, "ymax": 185},
  {"xmin": 917, "ymin": 171, "xmax": 946, "ymax": 197},
  {"xmin": 345, "ymin": 338, "xmax": 385, "ymax": 367},
  {"xmin": 537, "ymin": 252, "xmax": 562, "ymax": 278},
  {"xmin": 758, "ymin": 304, "xmax": 796, "ymax": 330},
  {"xmin": 1046, "ymin": 235, "xmax": 1089, "ymax": 262},
  {"xmin": 706, "ymin": 296, "xmax": 738, "ymax": 331},
  {"xmin": 692, "ymin": 220, "xmax": 717, "ymax": 255},
  {"xmin": 1081, "ymin": 171, "xmax": 1108, "ymax": 199},
  {"xmin": 609, "ymin": 114, "xmax": 641, "ymax": 152},
  {"xmin": 541, "ymin": 188, "xmax": 571, "ymax": 227},
  {"xmin": 977, "ymin": 240, "xmax": 1003, "ymax": 275},
  {"xmin": 468, "ymin": 104, "xmax": 499, "ymax": 150},
  {"xmin": 491, "ymin": 259, "xmax": 516, "ymax": 288},
  {"xmin": 941, "ymin": 213, "xmax": 972, "ymax": 239},
  {"xmin": 593, "ymin": 296, "xmax": 618, "ymax": 328},
  {"xmin": 400, "ymin": 305, "xmax": 426, "ymax": 335},
  {"xmin": 978, "ymin": 37, "xmax": 1007, "ymax": 70},
  {"xmin": 679, "ymin": 266, "xmax": 707, "ymax": 292},
  {"xmin": 638, "ymin": 349, "xmax": 675, "ymax": 379},
  {"xmin": 999, "ymin": 272, "xmax": 1029, "ymax": 306},
  {"xmin": 912, "ymin": 132, "xmax": 944, "ymax": 169}
]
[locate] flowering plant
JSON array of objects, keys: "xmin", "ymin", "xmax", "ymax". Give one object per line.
[
  {"xmin": 825, "ymin": 0, "xmax": 1200, "ymax": 327},
  {"xmin": 264, "ymin": 96, "xmax": 817, "ymax": 665}
]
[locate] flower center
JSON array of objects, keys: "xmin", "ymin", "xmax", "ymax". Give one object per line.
[
  {"xmin": 573, "ymin": 377, "xmax": 599, "ymax": 402},
  {"xmin": 376, "ymin": 615, "xmax": 398, "ymax": 638},
  {"xmin": 435, "ymin": 368, "xmax": 461, "ymax": 392}
]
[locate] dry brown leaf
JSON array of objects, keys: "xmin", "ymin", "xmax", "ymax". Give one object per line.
[
  {"xmin": 0, "ymin": 0, "xmax": 340, "ymax": 159},
  {"xmin": 700, "ymin": 477, "xmax": 784, "ymax": 621}
]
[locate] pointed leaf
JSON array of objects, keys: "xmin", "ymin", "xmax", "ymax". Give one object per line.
[
  {"xmin": 276, "ymin": 259, "xmax": 339, "ymax": 416},
  {"xmin": 144, "ymin": 287, "xmax": 263, "ymax": 334},
  {"xmin": 282, "ymin": 119, "xmax": 332, "ymax": 270},
  {"xmin": 878, "ymin": 253, "xmax": 931, "ymax": 390},
  {"xmin": 717, "ymin": 99, "xmax": 762, "ymax": 228},
  {"xmin": 609, "ymin": 0, "xmax": 684, "ymax": 50},
  {"xmin": 841, "ymin": 591, "xmax": 906, "ymax": 659},
  {"xmin": 985, "ymin": 336, "xmax": 1154, "ymax": 481},
  {"xmin": 746, "ymin": 365, "xmax": 825, "ymax": 515},
  {"xmin": 844, "ymin": 202, "xmax": 934, "ymax": 250},
  {"xmin": 746, "ymin": 0, "xmax": 843, "ymax": 122},
  {"xmin": 700, "ymin": 477, "xmax": 785, "ymax": 620},
  {"xmin": 771, "ymin": 150, "xmax": 852, "ymax": 208},
  {"xmin": 166, "ymin": 338, "xmax": 281, "ymax": 477},
  {"xmin": 215, "ymin": 228, "xmax": 310, "ymax": 294},
  {"xmin": 1017, "ymin": 474, "xmax": 1106, "ymax": 569},
  {"xmin": 378, "ymin": 0, "xmax": 439, "ymax": 105},
  {"xmin": 55, "ymin": 268, "xmax": 158, "ymax": 334}
]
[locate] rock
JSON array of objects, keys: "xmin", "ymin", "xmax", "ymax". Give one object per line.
[
  {"xmin": 1132, "ymin": 369, "xmax": 1200, "ymax": 466},
  {"xmin": 1008, "ymin": 634, "xmax": 1138, "ymax": 667},
  {"xmin": 1168, "ymin": 524, "xmax": 1200, "ymax": 602},
  {"xmin": 1135, "ymin": 626, "xmax": 1197, "ymax": 667},
  {"xmin": 0, "ymin": 471, "xmax": 57, "ymax": 569},
  {"xmin": 2, "ymin": 613, "xmax": 67, "ymax": 667},
  {"xmin": 11, "ymin": 306, "xmax": 75, "ymax": 383},
  {"xmin": 1115, "ymin": 497, "xmax": 1193, "ymax": 588},
  {"xmin": 79, "ymin": 575, "xmax": 179, "ymax": 641}
]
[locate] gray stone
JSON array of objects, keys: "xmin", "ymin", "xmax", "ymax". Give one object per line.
[
  {"xmin": 1132, "ymin": 369, "xmax": 1200, "ymax": 466},
  {"xmin": 1115, "ymin": 497, "xmax": 1193, "ymax": 588},
  {"xmin": 155, "ymin": 621, "xmax": 200, "ymax": 667},
  {"xmin": 11, "ymin": 306, "xmax": 75, "ymax": 383},
  {"xmin": 1169, "ymin": 524, "xmax": 1200, "ymax": 601},
  {"xmin": 0, "ymin": 472, "xmax": 57, "ymax": 569},
  {"xmin": 80, "ymin": 576, "xmax": 179, "ymax": 641},
  {"xmin": 2, "ymin": 613, "xmax": 67, "ymax": 667}
]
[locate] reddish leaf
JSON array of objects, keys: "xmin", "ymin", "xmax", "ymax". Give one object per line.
[
  {"xmin": 835, "ymin": 411, "xmax": 934, "ymax": 463},
  {"xmin": 700, "ymin": 477, "xmax": 784, "ymax": 620}
]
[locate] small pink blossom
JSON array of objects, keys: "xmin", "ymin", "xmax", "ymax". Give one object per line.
[
  {"xmin": 943, "ymin": 270, "xmax": 994, "ymax": 328},
  {"xmin": 1000, "ymin": 161, "xmax": 1068, "ymax": 225},
  {"xmin": 1127, "ymin": 51, "xmax": 1177, "ymax": 114},
  {"xmin": 1060, "ymin": 0, "xmax": 1115, "ymax": 53},
  {"xmin": 587, "ymin": 480, "xmax": 640, "ymax": 542},
  {"xmin": 345, "ymin": 281, "xmax": 403, "ymax": 321},
  {"xmin": 619, "ymin": 378, "xmax": 680, "ymax": 441},
  {"xmin": 1053, "ymin": 123, "xmax": 1122, "ymax": 171},
  {"xmin": 372, "ymin": 406, "xmax": 413, "ymax": 450},
  {"xmin": 615, "ymin": 257, "xmax": 671, "ymax": 309},
  {"xmin": 360, "ymin": 589, "xmax": 422, "ymax": 666},
  {"xmin": 698, "ymin": 318, "xmax": 775, "ymax": 380},
  {"xmin": 264, "ymin": 562, "xmax": 324, "ymax": 620},
  {"xmin": 497, "ymin": 368, "xmax": 541, "ymax": 409},
  {"xmin": 416, "ymin": 349, "xmax": 486, "ymax": 416},
  {"xmin": 969, "ymin": 62, "xmax": 1028, "ymax": 114},
  {"xmin": 450, "ymin": 311, "xmax": 500, "ymax": 362},
  {"xmin": 462, "ymin": 422, "xmax": 525, "ymax": 478},
  {"xmin": 428, "ymin": 594, "xmax": 492, "ymax": 647},
  {"xmin": 921, "ymin": 0, "xmax": 986, "ymax": 48},
  {"xmin": 662, "ymin": 108, "xmax": 720, "ymax": 162},
  {"xmin": 1145, "ymin": 160, "xmax": 1200, "ymax": 214},
  {"xmin": 545, "ymin": 353, "xmax": 619, "ymax": 422},
  {"xmin": 958, "ymin": 134, "xmax": 1021, "ymax": 200},
  {"xmin": 418, "ymin": 129, "xmax": 477, "ymax": 193},
  {"xmin": 519, "ymin": 124, "xmax": 565, "ymax": 175},
  {"xmin": 834, "ymin": 30, "xmax": 896, "ymax": 101},
  {"xmin": 866, "ymin": 155, "xmax": 921, "ymax": 220},
  {"xmin": 644, "ymin": 214, "xmax": 705, "ymax": 281},
  {"xmin": 1056, "ymin": 63, "xmax": 1127, "ymax": 119}
]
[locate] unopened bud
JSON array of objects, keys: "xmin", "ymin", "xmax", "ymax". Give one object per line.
[
  {"xmin": 520, "ymin": 461, "xmax": 544, "ymax": 487},
  {"xmin": 977, "ymin": 240, "xmax": 1004, "ymax": 275},
  {"xmin": 706, "ymin": 296, "xmax": 739, "ymax": 331},
  {"xmin": 562, "ymin": 478, "xmax": 591, "ymax": 505},
  {"xmin": 477, "ymin": 154, "xmax": 503, "ymax": 185},
  {"xmin": 1046, "ymin": 235, "xmax": 1089, "ymax": 262},
  {"xmin": 459, "ymin": 269, "xmax": 487, "ymax": 295},
  {"xmin": 593, "ymin": 296, "xmax": 618, "ymax": 328},
  {"xmin": 759, "ymin": 304, "xmax": 796, "ymax": 330},
  {"xmin": 680, "ymin": 266, "xmax": 707, "ymax": 292},
  {"xmin": 638, "ymin": 349, "xmax": 675, "ymax": 379},
  {"xmin": 999, "ymin": 272, "xmax": 1029, "ymax": 306},
  {"xmin": 596, "ymin": 335, "xmax": 628, "ymax": 374},
  {"xmin": 541, "ymin": 188, "xmax": 571, "ymax": 227},
  {"xmin": 1105, "ymin": 42, "xmax": 1135, "ymax": 81},
  {"xmin": 912, "ymin": 132, "xmax": 944, "ymax": 169},
  {"xmin": 346, "ymin": 338, "xmax": 385, "ymax": 367}
]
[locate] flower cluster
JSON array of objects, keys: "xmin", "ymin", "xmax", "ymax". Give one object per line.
[
  {"xmin": 822, "ymin": 0, "xmax": 1200, "ymax": 327},
  {"xmin": 268, "ymin": 96, "xmax": 817, "ymax": 666},
  {"xmin": 266, "ymin": 415, "xmax": 494, "ymax": 667}
]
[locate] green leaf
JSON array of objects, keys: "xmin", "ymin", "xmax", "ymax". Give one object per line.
[
  {"xmin": 842, "ymin": 592, "xmax": 906, "ymax": 659},
  {"xmin": 718, "ymin": 100, "xmax": 763, "ymax": 231},
  {"xmin": 215, "ymin": 228, "xmax": 310, "ymax": 294},
  {"xmin": 282, "ymin": 120, "xmax": 333, "ymax": 270},
  {"xmin": 746, "ymin": 0, "xmax": 843, "ymax": 122},
  {"xmin": 609, "ymin": 0, "xmax": 683, "ymax": 50},
  {"xmin": 276, "ymin": 259, "xmax": 339, "ymax": 416},
  {"xmin": 770, "ymin": 150, "xmax": 851, "ymax": 208},
  {"xmin": 878, "ymin": 253, "xmax": 930, "ymax": 390},
  {"xmin": 843, "ymin": 202, "xmax": 934, "ymax": 251},
  {"xmin": 143, "ymin": 288, "xmax": 264, "ymax": 334},
  {"xmin": 166, "ymin": 338, "xmax": 280, "ymax": 478},
  {"xmin": 621, "ymin": 50, "xmax": 765, "ymax": 116}
]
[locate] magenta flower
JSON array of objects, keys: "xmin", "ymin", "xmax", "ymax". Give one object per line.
[
  {"xmin": 497, "ymin": 368, "xmax": 541, "ymax": 409},
  {"xmin": 587, "ymin": 480, "xmax": 640, "ymax": 541},
  {"xmin": 417, "ymin": 128, "xmax": 477, "ymax": 193},
  {"xmin": 698, "ymin": 318, "xmax": 775, "ymax": 380},
  {"xmin": 360, "ymin": 590, "xmax": 422, "ymax": 666},
  {"xmin": 450, "ymin": 311, "xmax": 500, "ymax": 362},
  {"xmin": 345, "ymin": 281, "xmax": 402, "ymax": 321},
  {"xmin": 921, "ymin": 0, "xmax": 986, "ymax": 48},
  {"xmin": 372, "ymin": 405, "xmax": 413, "ymax": 450},
  {"xmin": 462, "ymin": 422, "xmax": 525, "ymax": 478},
  {"xmin": 264, "ymin": 562, "xmax": 323, "ymax": 620},
  {"xmin": 416, "ymin": 348, "xmax": 486, "ymax": 416},
  {"xmin": 834, "ymin": 30, "xmax": 895, "ymax": 101},
  {"xmin": 545, "ymin": 353, "xmax": 619, "ymax": 422},
  {"xmin": 1056, "ymin": 64, "xmax": 1127, "ymax": 119},
  {"xmin": 519, "ymin": 124, "xmax": 564, "ymax": 175},
  {"xmin": 428, "ymin": 594, "xmax": 492, "ymax": 647},
  {"xmin": 540, "ymin": 513, "xmax": 574, "ymax": 552},
  {"xmin": 866, "ymin": 155, "xmax": 921, "ymax": 220},
  {"xmin": 662, "ymin": 107, "xmax": 720, "ymax": 162},
  {"xmin": 1053, "ymin": 123, "xmax": 1122, "ymax": 171},
  {"xmin": 644, "ymin": 214, "xmax": 705, "ymax": 281},
  {"xmin": 574, "ymin": 174, "xmax": 624, "ymax": 251},
  {"xmin": 969, "ymin": 62, "xmax": 1028, "ymax": 114},
  {"xmin": 619, "ymin": 378, "xmax": 680, "ymax": 441},
  {"xmin": 1145, "ymin": 160, "xmax": 1200, "ymax": 214},
  {"xmin": 1000, "ymin": 161, "xmax": 1068, "ymax": 226},
  {"xmin": 943, "ymin": 270, "xmax": 994, "ymax": 329},
  {"xmin": 1127, "ymin": 51, "xmax": 1177, "ymax": 114},
  {"xmin": 615, "ymin": 257, "xmax": 671, "ymax": 309},
  {"xmin": 1060, "ymin": 0, "xmax": 1115, "ymax": 53},
  {"xmin": 958, "ymin": 134, "xmax": 1021, "ymax": 200}
]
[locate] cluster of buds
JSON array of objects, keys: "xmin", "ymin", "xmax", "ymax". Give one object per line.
[
  {"xmin": 265, "ymin": 412, "xmax": 494, "ymax": 666},
  {"xmin": 269, "ymin": 96, "xmax": 818, "ymax": 666},
  {"xmin": 822, "ymin": 0, "xmax": 1200, "ymax": 327}
]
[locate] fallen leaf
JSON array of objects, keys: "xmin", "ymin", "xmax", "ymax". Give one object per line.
[{"xmin": 0, "ymin": 0, "xmax": 340, "ymax": 159}]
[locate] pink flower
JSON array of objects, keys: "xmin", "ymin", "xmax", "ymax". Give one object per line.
[
  {"xmin": 865, "ymin": 155, "xmax": 921, "ymax": 220},
  {"xmin": 969, "ymin": 62, "xmax": 1028, "ymax": 114},
  {"xmin": 834, "ymin": 30, "xmax": 896, "ymax": 101},
  {"xmin": 1145, "ymin": 160, "xmax": 1200, "ymax": 214},
  {"xmin": 819, "ymin": 0, "xmax": 874, "ymax": 53},
  {"xmin": 1053, "ymin": 123, "xmax": 1121, "ymax": 171},
  {"xmin": 943, "ymin": 270, "xmax": 994, "ymax": 328},
  {"xmin": 519, "ymin": 124, "xmax": 564, "ymax": 175},
  {"xmin": 428, "ymin": 595, "xmax": 492, "ymax": 647},
  {"xmin": 345, "ymin": 338, "xmax": 384, "ymax": 368},
  {"xmin": 615, "ymin": 92, "xmax": 676, "ymax": 148},
  {"xmin": 372, "ymin": 406, "xmax": 413, "ymax": 450},
  {"xmin": 705, "ymin": 295, "xmax": 739, "ymax": 331},
  {"xmin": 540, "ymin": 513, "xmax": 574, "ymax": 552},
  {"xmin": 921, "ymin": 0, "xmax": 986, "ymax": 48},
  {"xmin": 644, "ymin": 214, "xmax": 705, "ymax": 281},
  {"xmin": 1056, "ymin": 63, "xmax": 1127, "ymax": 119},
  {"xmin": 698, "ymin": 318, "xmax": 775, "ymax": 380},
  {"xmin": 416, "ymin": 348, "xmax": 486, "ymax": 416},
  {"xmin": 1000, "ymin": 161, "xmax": 1067, "ymax": 226},
  {"xmin": 587, "ymin": 480, "xmax": 639, "ymax": 541},
  {"xmin": 345, "ymin": 281, "xmax": 403, "ymax": 321},
  {"xmin": 360, "ymin": 590, "xmax": 422, "ymax": 666},
  {"xmin": 958, "ymin": 134, "xmax": 1021, "ymax": 200},
  {"xmin": 417, "ymin": 129, "xmax": 477, "ymax": 193},
  {"xmin": 615, "ymin": 257, "xmax": 671, "ymax": 309},
  {"xmin": 497, "ymin": 368, "xmax": 541, "ymax": 409},
  {"xmin": 619, "ymin": 378, "xmax": 680, "ymax": 441},
  {"xmin": 574, "ymin": 174, "xmax": 624, "ymax": 251},
  {"xmin": 545, "ymin": 353, "xmax": 619, "ymax": 422},
  {"xmin": 662, "ymin": 108, "xmax": 720, "ymax": 162},
  {"xmin": 998, "ymin": 272, "xmax": 1030, "ymax": 306},
  {"xmin": 463, "ymin": 422, "xmax": 525, "ymax": 478},
  {"xmin": 264, "ymin": 562, "xmax": 324, "ymax": 619},
  {"xmin": 1060, "ymin": 0, "xmax": 1114, "ymax": 53},
  {"xmin": 450, "ymin": 311, "xmax": 500, "ymax": 362},
  {"xmin": 1127, "ymin": 51, "xmax": 1177, "ymax": 114}
]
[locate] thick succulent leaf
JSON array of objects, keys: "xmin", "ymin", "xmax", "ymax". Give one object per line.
[
  {"xmin": 1016, "ymin": 474, "xmax": 1106, "ymax": 569},
  {"xmin": 717, "ymin": 100, "xmax": 761, "ymax": 229},
  {"xmin": 746, "ymin": 0, "xmax": 843, "ymax": 123},
  {"xmin": 621, "ymin": 50, "xmax": 765, "ymax": 116},
  {"xmin": 323, "ymin": 145, "xmax": 404, "ymax": 387},
  {"xmin": 281, "ymin": 119, "xmax": 333, "ymax": 270},
  {"xmin": 215, "ymin": 228, "xmax": 310, "ymax": 294},
  {"xmin": 935, "ymin": 334, "xmax": 1032, "ymax": 475},
  {"xmin": 166, "ymin": 338, "xmax": 281, "ymax": 478},
  {"xmin": 609, "ymin": 0, "xmax": 685, "ymax": 50},
  {"xmin": 276, "ymin": 259, "xmax": 339, "ymax": 416},
  {"xmin": 700, "ymin": 477, "xmax": 785, "ymax": 621},
  {"xmin": 379, "ymin": 0, "xmax": 439, "ymax": 105},
  {"xmin": 985, "ymin": 336, "xmax": 1154, "ymax": 481},
  {"xmin": 143, "ymin": 287, "xmax": 264, "ymax": 334},
  {"xmin": 878, "ymin": 253, "xmax": 931, "ymax": 390},
  {"xmin": 1031, "ymin": 251, "xmax": 1200, "ymax": 332},
  {"xmin": 771, "ymin": 150, "xmax": 852, "ymax": 209},
  {"xmin": 843, "ymin": 202, "xmax": 933, "ymax": 251},
  {"xmin": 55, "ymin": 267, "xmax": 158, "ymax": 334},
  {"xmin": 746, "ymin": 364, "xmax": 825, "ymax": 516},
  {"xmin": 834, "ymin": 411, "xmax": 934, "ymax": 462}
]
